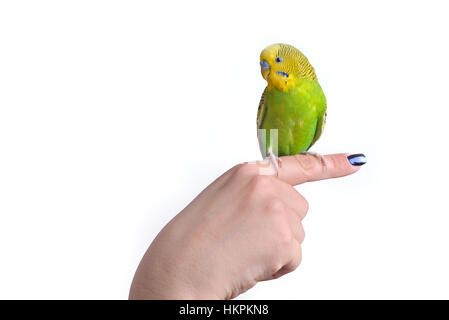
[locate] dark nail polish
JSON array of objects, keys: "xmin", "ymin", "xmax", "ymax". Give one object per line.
[{"xmin": 347, "ymin": 153, "xmax": 367, "ymax": 166}]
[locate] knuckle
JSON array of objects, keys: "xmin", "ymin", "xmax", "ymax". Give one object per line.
[
  {"xmin": 266, "ymin": 198, "xmax": 285, "ymax": 214},
  {"xmin": 273, "ymin": 221, "xmax": 294, "ymax": 246},
  {"xmin": 298, "ymin": 223, "xmax": 306, "ymax": 243},
  {"xmin": 270, "ymin": 243, "xmax": 302, "ymax": 278},
  {"xmin": 234, "ymin": 163, "xmax": 256, "ymax": 178},
  {"xmin": 278, "ymin": 232, "xmax": 294, "ymax": 248},
  {"xmin": 292, "ymin": 246, "xmax": 303, "ymax": 268},
  {"xmin": 249, "ymin": 175, "xmax": 273, "ymax": 195},
  {"xmin": 265, "ymin": 210, "xmax": 291, "ymax": 243},
  {"xmin": 302, "ymin": 198, "xmax": 309, "ymax": 215},
  {"xmin": 296, "ymin": 190, "xmax": 309, "ymax": 213},
  {"xmin": 288, "ymin": 258, "xmax": 302, "ymax": 273},
  {"xmin": 268, "ymin": 262, "xmax": 284, "ymax": 276},
  {"xmin": 264, "ymin": 200, "xmax": 292, "ymax": 241},
  {"xmin": 292, "ymin": 190, "xmax": 309, "ymax": 219}
]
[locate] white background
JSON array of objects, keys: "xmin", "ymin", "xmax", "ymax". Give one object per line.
[{"xmin": 1, "ymin": 0, "xmax": 448, "ymax": 299}]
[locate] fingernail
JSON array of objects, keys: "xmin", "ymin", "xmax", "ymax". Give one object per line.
[{"xmin": 347, "ymin": 153, "xmax": 367, "ymax": 166}]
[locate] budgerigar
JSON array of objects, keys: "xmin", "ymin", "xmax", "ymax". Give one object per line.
[{"xmin": 257, "ymin": 43, "xmax": 327, "ymax": 172}]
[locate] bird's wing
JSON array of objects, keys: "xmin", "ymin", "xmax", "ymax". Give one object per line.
[
  {"xmin": 257, "ymin": 88, "xmax": 267, "ymax": 129},
  {"xmin": 257, "ymin": 88, "xmax": 269, "ymax": 157},
  {"xmin": 307, "ymin": 110, "xmax": 327, "ymax": 151}
]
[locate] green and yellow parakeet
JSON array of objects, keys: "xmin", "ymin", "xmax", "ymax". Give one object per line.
[{"xmin": 257, "ymin": 43, "xmax": 327, "ymax": 170}]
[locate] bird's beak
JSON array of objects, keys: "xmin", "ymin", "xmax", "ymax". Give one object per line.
[{"xmin": 260, "ymin": 60, "xmax": 270, "ymax": 80}]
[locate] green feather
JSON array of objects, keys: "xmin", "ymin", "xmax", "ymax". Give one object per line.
[{"xmin": 257, "ymin": 79, "xmax": 326, "ymax": 157}]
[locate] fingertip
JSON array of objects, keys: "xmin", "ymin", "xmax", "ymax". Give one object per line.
[{"xmin": 319, "ymin": 153, "xmax": 366, "ymax": 180}]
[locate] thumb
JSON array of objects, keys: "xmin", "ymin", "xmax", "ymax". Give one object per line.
[{"xmin": 278, "ymin": 153, "xmax": 366, "ymax": 186}]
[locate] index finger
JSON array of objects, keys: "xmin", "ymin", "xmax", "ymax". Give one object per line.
[{"xmin": 278, "ymin": 153, "xmax": 366, "ymax": 186}]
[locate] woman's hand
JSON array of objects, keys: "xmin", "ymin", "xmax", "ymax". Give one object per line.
[{"xmin": 129, "ymin": 153, "xmax": 366, "ymax": 299}]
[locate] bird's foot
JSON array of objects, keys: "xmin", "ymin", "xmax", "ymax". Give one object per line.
[
  {"xmin": 300, "ymin": 151, "xmax": 328, "ymax": 171},
  {"xmin": 266, "ymin": 152, "xmax": 282, "ymax": 177}
]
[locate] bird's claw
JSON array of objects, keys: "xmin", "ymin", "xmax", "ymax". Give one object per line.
[
  {"xmin": 267, "ymin": 152, "xmax": 282, "ymax": 177},
  {"xmin": 300, "ymin": 151, "xmax": 327, "ymax": 171}
]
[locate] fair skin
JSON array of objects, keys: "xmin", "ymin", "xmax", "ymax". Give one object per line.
[{"xmin": 129, "ymin": 153, "xmax": 362, "ymax": 299}]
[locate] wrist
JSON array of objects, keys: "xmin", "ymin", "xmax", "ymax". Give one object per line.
[{"xmin": 129, "ymin": 254, "xmax": 224, "ymax": 300}]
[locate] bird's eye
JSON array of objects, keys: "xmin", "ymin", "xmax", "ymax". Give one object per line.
[{"xmin": 275, "ymin": 57, "xmax": 283, "ymax": 63}]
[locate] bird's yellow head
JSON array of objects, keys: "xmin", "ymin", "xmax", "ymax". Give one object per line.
[{"xmin": 260, "ymin": 43, "xmax": 317, "ymax": 91}]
